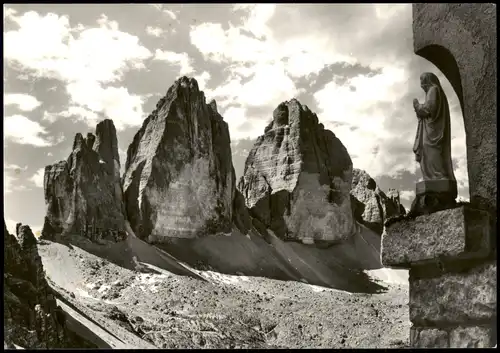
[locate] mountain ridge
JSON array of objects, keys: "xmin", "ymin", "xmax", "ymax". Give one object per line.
[{"xmin": 5, "ymin": 76, "xmax": 410, "ymax": 349}]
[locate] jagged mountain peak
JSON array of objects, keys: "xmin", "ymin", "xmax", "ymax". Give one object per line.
[
  {"xmin": 239, "ymin": 98, "xmax": 354, "ymax": 242},
  {"xmin": 122, "ymin": 76, "xmax": 234, "ymax": 241},
  {"xmin": 41, "ymin": 119, "xmax": 126, "ymax": 242}
]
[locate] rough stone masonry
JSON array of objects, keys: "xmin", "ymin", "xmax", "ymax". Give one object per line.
[{"xmin": 381, "ymin": 3, "xmax": 497, "ymax": 349}]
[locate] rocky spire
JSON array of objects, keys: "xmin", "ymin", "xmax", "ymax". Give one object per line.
[
  {"xmin": 350, "ymin": 169, "xmax": 406, "ymax": 234},
  {"xmin": 41, "ymin": 119, "xmax": 127, "ymax": 242},
  {"xmin": 238, "ymin": 99, "xmax": 356, "ymax": 243},
  {"xmin": 122, "ymin": 76, "xmax": 235, "ymax": 241}
]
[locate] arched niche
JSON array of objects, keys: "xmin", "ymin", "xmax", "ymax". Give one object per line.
[
  {"xmin": 415, "ymin": 44, "xmax": 464, "ymax": 116},
  {"xmin": 413, "ymin": 46, "xmax": 469, "ymax": 201},
  {"xmin": 412, "ymin": 3, "xmax": 497, "ymax": 214}
]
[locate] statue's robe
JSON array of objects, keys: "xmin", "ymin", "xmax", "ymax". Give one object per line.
[{"xmin": 413, "ymin": 84, "xmax": 456, "ymax": 181}]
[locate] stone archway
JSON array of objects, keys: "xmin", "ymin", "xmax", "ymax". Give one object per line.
[
  {"xmin": 412, "ymin": 3, "xmax": 497, "ymax": 215},
  {"xmin": 415, "ymin": 44, "xmax": 464, "ymax": 115}
]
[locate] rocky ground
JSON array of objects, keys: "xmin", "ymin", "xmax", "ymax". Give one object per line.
[{"xmin": 38, "ymin": 240, "xmax": 410, "ymax": 349}]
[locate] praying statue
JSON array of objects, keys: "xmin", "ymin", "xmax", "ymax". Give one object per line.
[
  {"xmin": 409, "ymin": 72, "xmax": 457, "ymax": 216},
  {"xmin": 412, "ymin": 72, "xmax": 456, "ymax": 181}
]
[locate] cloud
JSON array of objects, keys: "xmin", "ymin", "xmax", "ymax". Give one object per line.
[
  {"xmin": 189, "ymin": 4, "xmax": 353, "ymax": 130},
  {"xmin": 42, "ymin": 111, "xmax": 60, "ymax": 123},
  {"xmin": 65, "ymin": 81, "xmax": 145, "ymax": 129},
  {"xmin": 4, "ymin": 93, "xmax": 42, "ymax": 111},
  {"xmin": 30, "ymin": 168, "xmax": 45, "ymax": 188},
  {"xmin": 313, "ymin": 66, "xmax": 415, "ymax": 177},
  {"xmin": 4, "ymin": 115, "xmax": 60, "ymax": 147},
  {"xmin": 267, "ymin": 4, "xmax": 411, "ymax": 70},
  {"xmin": 234, "ymin": 4, "xmax": 276, "ymax": 39},
  {"xmin": 4, "ymin": 164, "xmax": 28, "ymax": 172},
  {"xmin": 61, "ymin": 106, "xmax": 101, "ymax": 124},
  {"xmin": 208, "ymin": 62, "xmax": 301, "ymax": 110},
  {"xmin": 4, "ymin": 164, "xmax": 28, "ymax": 194},
  {"xmin": 230, "ymin": 138, "xmax": 257, "ymax": 179},
  {"xmin": 4, "ymin": 11, "xmax": 152, "ymax": 130},
  {"xmin": 4, "ymin": 7, "xmax": 17, "ymax": 20},
  {"xmin": 5, "ymin": 12, "xmax": 152, "ymax": 83},
  {"xmin": 4, "ymin": 174, "xmax": 14, "ymax": 194},
  {"xmin": 154, "ymin": 50, "xmax": 194, "ymax": 76},
  {"xmin": 118, "ymin": 148, "xmax": 127, "ymax": 175},
  {"xmin": 249, "ymin": 4, "xmax": 467, "ymax": 191},
  {"xmin": 221, "ymin": 106, "xmax": 270, "ymax": 140},
  {"xmin": 190, "ymin": 21, "xmax": 276, "ymax": 64},
  {"xmin": 194, "ymin": 71, "xmax": 211, "ymax": 91},
  {"xmin": 146, "ymin": 26, "xmax": 165, "ymax": 37},
  {"xmin": 2, "ymin": 4, "xmax": 470, "ymax": 238},
  {"xmin": 149, "ymin": 4, "xmax": 179, "ymax": 20},
  {"xmin": 399, "ymin": 190, "xmax": 415, "ymax": 201},
  {"xmin": 162, "ymin": 9, "xmax": 178, "ymax": 21},
  {"xmin": 192, "ymin": 4, "xmax": 468, "ymax": 197}
]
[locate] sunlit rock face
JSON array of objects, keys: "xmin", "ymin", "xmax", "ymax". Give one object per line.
[
  {"xmin": 350, "ymin": 169, "xmax": 406, "ymax": 235},
  {"xmin": 41, "ymin": 119, "xmax": 127, "ymax": 242},
  {"xmin": 238, "ymin": 99, "xmax": 356, "ymax": 243},
  {"xmin": 122, "ymin": 76, "xmax": 235, "ymax": 242}
]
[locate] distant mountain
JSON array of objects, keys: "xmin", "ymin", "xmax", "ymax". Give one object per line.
[{"xmin": 37, "ymin": 76, "xmax": 407, "ymax": 293}]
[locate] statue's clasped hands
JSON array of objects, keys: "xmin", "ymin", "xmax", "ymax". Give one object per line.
[
  {"xmin": 413, "ymin": 98, "xmax": 419, "ymax": 111},
  {"xmin": 413, "ymin": 98, "xmax": 421, "ymax": 119}
]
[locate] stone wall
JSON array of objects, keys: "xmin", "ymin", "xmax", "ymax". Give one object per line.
[
  {"xmin": 384, "ymin": 4, "xmax": 498, "ymax": 348},
  {"xmin": 382, "ymin": 206, "xmax": 496, "ymax": 348}
]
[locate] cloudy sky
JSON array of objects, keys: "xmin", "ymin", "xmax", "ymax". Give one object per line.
[{"xmin": 4, "ymin": 4, "xmax": 469, "ymax": 235}]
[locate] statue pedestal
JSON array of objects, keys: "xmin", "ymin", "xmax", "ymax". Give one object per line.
[
  {"xmin": 410, "ymin": 179, "xmax": 458, "ymax": 216},
  {"xmin": 381, "ymin": 205, "xmax": 496, "ymax": 348}
]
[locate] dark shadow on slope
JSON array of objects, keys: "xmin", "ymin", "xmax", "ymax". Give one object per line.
[
  {"xmin": 45, "ymin": 222, "xmax": 206, "ymax": 282},
  {"xmin": 43, "ymin": 221, "xmax": 386, "ymax": 294},
  {"xmin": 153, "ymin": 224, "xmax": 387, "ymax": 294}
]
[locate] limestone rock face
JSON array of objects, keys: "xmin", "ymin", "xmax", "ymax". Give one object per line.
[
  {"xmin": 385, "ymin": 188, "xmax": 406, "ymax": 220},
  {"xmin": 3, "ymin": 222, "xmax": 95, "ymax": 348},
  {"xmin": 41, "ymin": 119, "xmax": 127, "ymax": 242},
  {"xmin": 350, "ymin": 168, "xmax": 405, "ymax": 234},
  {"xmin": 238, "ymin": 99, "xmax": 355, "ymax": 243},
  {"xmin": 122, "ymin": 76, "xmax": 234, "ymax": 241}
]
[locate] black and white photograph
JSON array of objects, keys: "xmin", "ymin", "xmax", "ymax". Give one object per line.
[{"xmin": 3, "ymin": 3, "xmax": 497, "ymax": 349}]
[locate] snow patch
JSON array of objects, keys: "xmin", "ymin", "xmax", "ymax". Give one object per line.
[
  {"xmin": 198, "ymin": 270, "xmax": 250, "ymax": 286},
  {"xmin": 86, "ymin": 282, "xmax": 101, "ymax": 290},
  {"xmin": 138, "ymin": 273, "xmax": 168, "ymax": 285},
  {"xmin": 305, "ymin": 283, "xmax": 353, "ymax": 295},
  {"xmin": 98, "ymin": 285, "xmax": 111, "ymax": 293},
  {"xmin": 76, "ymin": 288, "xmax": 95, "ymax": 299},
  {"xmin": 132, "ymin": 273, "xmax": 168, "ymax": 293},
  {"xmin": 366, "ymin": 268, "xmax": 409, "ymax": 285},
  {"xmin": 307, "ymin": 284, "xmax": 327, "ymax": 293}
]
